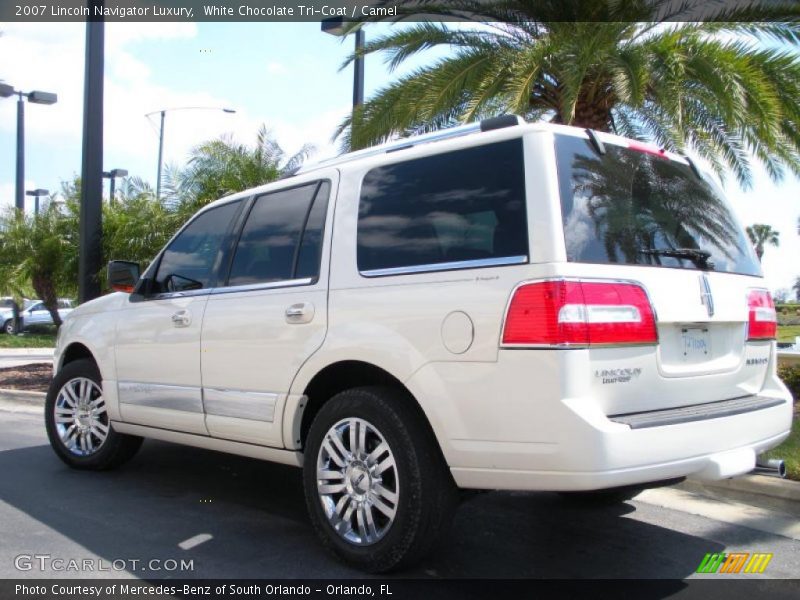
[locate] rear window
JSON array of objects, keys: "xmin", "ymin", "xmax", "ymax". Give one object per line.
[
  {"xmin": 555, "ymin": 135, "xmax": 760, "ymax": 276},
  {"xmin": 357, "ymin": 140, "xmax": 528, "ymax": 275}
]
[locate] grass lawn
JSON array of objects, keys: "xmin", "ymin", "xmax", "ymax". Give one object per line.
[
  {"xmin": 763, "ymin": 415, "xmax": 800, "ymax": 481},
  {"xmin": 0, "ymin": 332, "xmax": 56, "ymax": 348},
  {"xmin": 778, "ymin": 325, "xmax": 800, "ymax": 344}
]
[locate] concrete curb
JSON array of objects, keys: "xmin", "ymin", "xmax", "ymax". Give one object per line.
[
  {"xmin": 678, "ymin": 475, "xmax": 800, "ymax": 517},
  {"xmin": 0, "ymin": 348, "xmax": 54, "ymax": 356},
  {"xmin": 0, "ymin": 388, "xmax": 46, "ymax": 406}
]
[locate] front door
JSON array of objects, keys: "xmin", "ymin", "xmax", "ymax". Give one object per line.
[
  {"xmin": 115, "ymin": 199, "xmax": 244, "ymax": 435},
  {"xmin": 200, "ymin": 177, "xmax": 335, "ymax": 446}
]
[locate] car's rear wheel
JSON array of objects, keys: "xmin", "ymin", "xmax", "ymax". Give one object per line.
[
  {"xmin": 3, "ymin": 319, "xmax": 16, "ymax": 335},
  {"xmin": 45, "ymin": 358, "xmax": 142, "ymax": 470},
  {"xmin": 303, "ymin": 386, "xmax": 457, "ymax": 572}
]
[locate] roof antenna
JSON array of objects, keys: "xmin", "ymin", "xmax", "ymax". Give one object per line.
[{"xmin": 586, "ymin": 129, "xmax": 606, "ymax": 155}]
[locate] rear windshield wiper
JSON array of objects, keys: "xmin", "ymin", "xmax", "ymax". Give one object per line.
[{"xmin": 639, "ymin": 248, "xmax": 715, "ymax": 270}]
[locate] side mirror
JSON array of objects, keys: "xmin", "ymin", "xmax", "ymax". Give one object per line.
[{"xmin": 108, "ymin": 260, "xmax": 141, "ymax": 293}]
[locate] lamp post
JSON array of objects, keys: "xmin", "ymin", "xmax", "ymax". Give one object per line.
[
  {"xmin": 322, "ymin": 19, "xmax": 365, "ymax": 148},
  {"xmin": 0, "ymin": 83, "xmax": 58, "ymax": 212},
  {"xmin": 25, "ymin": 188, "xmax": 50, "ymax": 215},
  {"xmin": 102, "ymin": 168, "xmax": 128, "ymax": 205},
  {"xmin": 145, "ymin": 106, "xmax": 236, "ymax": 200}
]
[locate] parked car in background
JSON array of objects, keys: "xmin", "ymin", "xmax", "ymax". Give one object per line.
[{"xmin": 1, "ymin": 299, "xmax": 73, "ymax": 334}]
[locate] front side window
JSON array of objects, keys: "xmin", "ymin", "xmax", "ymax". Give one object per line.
[
  {"xmin": 226, "ymin": 181, "xmax": 329, "ymax": 287},
  {"xmin": 357, "ymin": 140, "xmax": 528, "ymax": 274},
  {"xmin": 154, "ymin": 200, "xmax": 242, "ymax": 293}
]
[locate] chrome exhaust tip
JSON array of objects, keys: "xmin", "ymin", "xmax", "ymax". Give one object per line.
[{"xmin": 753, "ymin": 457, "xmax": 786, "ymax": 479}]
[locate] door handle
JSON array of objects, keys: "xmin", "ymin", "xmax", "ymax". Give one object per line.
[
  {"xmin": 171, "ymin": 310, "xmax": 191, "ymax": 327},
  {"xmin": 285, "ymin": 302, "xmax": 314, "ymax": 324}
]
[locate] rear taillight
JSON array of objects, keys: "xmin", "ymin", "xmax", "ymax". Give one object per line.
[
  {"xmin": 746, "ymin": 289, "xmax": 776, "ymax": 341},
  {"xmin": 502, "ymin": 280, "xmax": 658, "ymax": 346}
]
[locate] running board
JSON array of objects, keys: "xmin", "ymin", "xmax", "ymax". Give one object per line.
[{"xmin": 111, "ymin": 421, "xmax": 303, "ymax": 467}]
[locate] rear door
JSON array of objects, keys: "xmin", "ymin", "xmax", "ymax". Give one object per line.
[
  {"xmin": 200, "ymin": 176, "xmax": 335, "ymax": 447},
  {"xmin": 553, "ymin": 133, "xmax": 770, "ymax": 414}
]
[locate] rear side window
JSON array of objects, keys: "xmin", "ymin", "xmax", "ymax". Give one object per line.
[
  {"xmin": 357, "ymin": 140, "xmax": 528, "ymax": 275},
  {"xmin": 227, "ymin": 181, "xmax": 329, "ymax": 287},
  {"xmin": 555, "ymin": 135, "xmax": 760, "ymax": 276}
]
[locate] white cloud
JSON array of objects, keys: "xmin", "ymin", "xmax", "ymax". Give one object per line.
[{"xmin": 266, "ymin": 61, "xmax": 287, "ymax": 75}]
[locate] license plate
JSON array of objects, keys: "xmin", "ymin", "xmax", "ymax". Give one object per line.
[{"xmin": 681, "ymin": 327, "xmax": 711, "ymax": 362}]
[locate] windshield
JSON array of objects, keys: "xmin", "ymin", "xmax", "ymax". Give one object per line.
[{"xmin": 555, "ymin": 135, "xmax": 760, "ymax": 276}]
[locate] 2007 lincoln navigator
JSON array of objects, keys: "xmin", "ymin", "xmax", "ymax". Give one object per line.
[{"xmin": 47, "ymin": 116, "xmax": 793, "ymax": 571}]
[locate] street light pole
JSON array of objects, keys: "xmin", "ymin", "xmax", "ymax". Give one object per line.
[
  {"xmin": 1, "ymin": 84, "xmax": 58, "ymax": 213},
  {"xmin": 322, "ymin": 19, "xmax": 366, "ymax": 147},
  {"xmin": 146, "ymin": 106, "xmax": 236, "ymax": 201},
  {"xmin": 156, "ymin": 110, "xmax": 165, "ymax": 200},
  {"xmin": 79, "ymin": 13, "xmax": 105, "ymax": 304},
  {"xmin": 26, "ymin": 189, "xmax": 50, "ymax": 215},
  {"xmin": 16, "ymin": 93, "xmax": 24, "ymax": 212},
  {"xmin": 353, "ymin": 28, "xmax": 365, "ymax": 108},
  {"xmin": 102, "ymin": 168, "xmax": 128, "ymax": 205}
]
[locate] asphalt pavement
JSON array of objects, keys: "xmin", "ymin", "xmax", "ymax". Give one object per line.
[{"xmin": 1, "ymin": 405, "xmax": 799, "ymax": 582}]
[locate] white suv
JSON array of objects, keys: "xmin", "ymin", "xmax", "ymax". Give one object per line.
[{"xmin": 47, "ymin": 116, "xmax": 793, "ymax": 572}]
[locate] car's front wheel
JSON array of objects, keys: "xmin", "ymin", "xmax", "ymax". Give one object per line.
[
  {"xmin": 303, "ymin": 387, "xmax": 457, "ymax": 572},
  {"xmin": 45, "ymin": 358, "xmax": 142, "ymax": 470}
]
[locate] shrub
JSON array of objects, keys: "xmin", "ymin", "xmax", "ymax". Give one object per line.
[{"xmin": 778, "ymin": 364, "xmax": 800, "ymax": 402}]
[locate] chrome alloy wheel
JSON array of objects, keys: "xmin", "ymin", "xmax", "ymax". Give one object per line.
[
  {"xmin": 53, "ymin": 377, "xmax": 109, "ymax": 457},
  {"xmin": 316, "ymin": 418, "xmax": 399, "ymax": 546}
]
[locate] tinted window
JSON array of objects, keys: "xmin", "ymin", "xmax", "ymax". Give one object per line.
[
  {"xmin": 556, "ymin": 135, "xmax": 760, "ymax": 276},
  {"xmin": 296, "ymin": 182, "xmax": 330, "ymax": 280},
  {"xmin": 0, "ymin": 299, "xmax": 13, "ymax": 309},
  {"xmin": 154, "ymin": 200, "xmax": 241, "ymax": 293},
  {"xmin": 227, "ymin": 183, "xmax": 323, "ymax": 286},
  {"xmin": 357, "ymin": 140, "xmax": 528, "ymax": 274}
]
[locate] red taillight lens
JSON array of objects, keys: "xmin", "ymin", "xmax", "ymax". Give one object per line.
[
  {"xmin": 502, "ymin": 280, "xmax": 658, "ymax": 346},
  {"xmin": 746, "ymin": 289, "xmax": 776, "ymax": 341}
]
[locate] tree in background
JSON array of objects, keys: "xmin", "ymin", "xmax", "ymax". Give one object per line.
[
  {"xmin": 746, "ymin": 224, "xmax": 781, "ymax": 262},
  {"xmin": 0, "ymin": 204, "xmax": 77, "ymax": 329},
  {"xmin": 0, "ymin": 126, "xmax": 314, "ymax": 325},
  {"xmin": 794, "ymin": 277, "xmax": 800, "ymax": 302},
  {"xmin": 339, "ymin": 0, "xmax": 800, "ymax": 187},
  {"xmin": 163, "ymin": 125, "xmax": 313, "ymax": 217}
]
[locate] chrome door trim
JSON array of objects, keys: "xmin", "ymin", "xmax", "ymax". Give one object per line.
[
  {"xmin": 210, "ymin": 278, "xmax": 314, "ymax": 296},
  {"xmin": 118, "ymin": 382, "xmax": 203, "ymax": 413},
  {"xmin": 359, "ymin": 255, "xmax": 528, "ymax": 278},
  {"xmin": 203, "ymin": 388, "xmax": 278, "ymax": 422}
]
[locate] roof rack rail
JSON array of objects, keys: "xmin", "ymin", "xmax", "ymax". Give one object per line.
[{"xmin": 296, "ymin": 114, "xmax": 524, "ymax": 174}]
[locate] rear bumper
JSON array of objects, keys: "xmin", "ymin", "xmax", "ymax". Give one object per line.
[
  {"xmin": 408, "ymin": 352, "xmax": 793, "ymax": 492},
  {"xmin": 451, "ymin": 428, "xmax": 789, "ymax": 491}
]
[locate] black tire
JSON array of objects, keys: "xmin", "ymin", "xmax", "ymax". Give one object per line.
[
  {"xmin": 45, "ymin": 358, "xmax": 143, "ymax": 470},
  {"xmin": 303, "ymin": 386, "xmax": 458, "ymax": 573},
  {"xmin": 3, "ymin": 319, "xmax": 16, "ymax": 335}
]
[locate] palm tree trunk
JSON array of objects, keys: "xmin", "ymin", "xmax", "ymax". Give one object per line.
[{"xmin": 31, "ymin": 272, "xmax": 63, "ymax": 329}]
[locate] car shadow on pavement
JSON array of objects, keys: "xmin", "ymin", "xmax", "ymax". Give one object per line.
[{"xmin": 0, "ymin": 438, "xmax": 722, "ymax": 582}]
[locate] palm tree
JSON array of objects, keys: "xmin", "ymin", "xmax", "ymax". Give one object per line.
[
  {"xmin": 338, "ymin": 0, "xmax": 800, "ymax": 187},
  {"xmin": 746, "ymin": 224, "xmax": 780, "ymax": 261},
  {"xmin": 163, "ymin": 125, "xmax": 314, "ymax": 217},
  {"xmin": 0, "ymin": 204, "xmax": 77, "ymax": 328}
]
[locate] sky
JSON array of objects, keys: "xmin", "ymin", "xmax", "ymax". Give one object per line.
[{"xmin": 0, "ymin": 21, "xmax": 798, "ymax": 295}]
